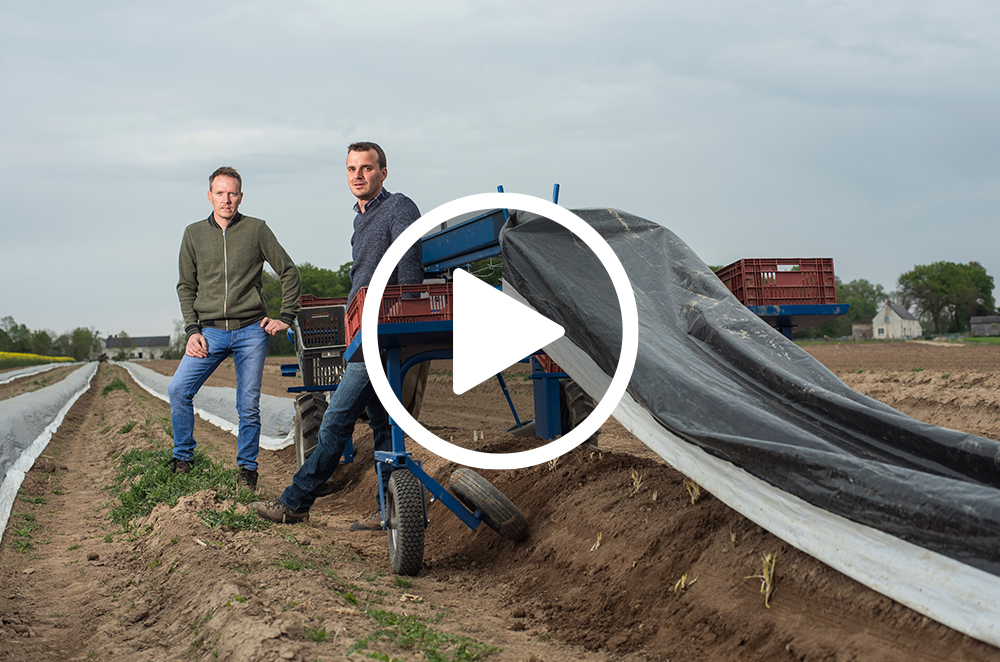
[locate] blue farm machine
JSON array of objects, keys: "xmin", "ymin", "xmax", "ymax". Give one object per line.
[
  {"xmin": 281, "ymin": 188, "xmax": 847, "ymax": 575},
  {"xmin": 281, "ymin": 188, "xmax": 593, "ymax": 575}
]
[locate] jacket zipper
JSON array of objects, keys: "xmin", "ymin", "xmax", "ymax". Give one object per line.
[{"xmin": 222, "ymin": 227, "xmax": 229, "ymax": 330}]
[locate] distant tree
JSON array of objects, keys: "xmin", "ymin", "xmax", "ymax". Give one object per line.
[
  {"xmin": 897, "ymin": 261, "xmax": 995, "ymax": 333},
  {"xmin": 840, "ymin": 279, "xmax": 887, "ymax": 323},
  {"xmin": 68, "ymin": 327, "xmax": 101, "ymax": 361},
  {"xmin": 54, "ymin": 332, "xmax": 70, "ymax": 357},
  {"xmin": 795, "ymin": 277, "xmax": 887, "ymax": 340},
  {"xmin": 162, "ymin": 320, "xmax": 187, "ymax": 360},
  {"xmin": 301, "ymin": 262, "xmax": 351, "ymax": 298},
  {"xmin": 112, "ymin": 331, "xmax": 134, "ymax": 361},
  {"xmin": 0, "ymin": 316, "xmax": 31, "ymax": 352},
  {"xmin": 28, "ymin": 329, "xmax": 55, "ymax": 356}
]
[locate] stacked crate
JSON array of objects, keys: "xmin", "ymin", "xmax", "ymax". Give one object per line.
[{"xmin": 294, "ymin": 295, "xmax": 348, "ymax": 387}]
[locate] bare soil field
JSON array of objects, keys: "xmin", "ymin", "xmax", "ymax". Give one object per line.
[{"xmin": 1, "ymin": 341, "xmax": 998, "ymax": 661}]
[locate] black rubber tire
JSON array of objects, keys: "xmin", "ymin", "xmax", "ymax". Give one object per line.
[
  {"xmin": 560, "ymin": 378, "xmax": 599, "ymax": 449},
  {"xmin": 294, "ymin": 392, "xmax": 328, "ymax": 468},
  {"xmin": 449, "ymin": 468, "xmax": 529, "ymax": 542},
  {"xmin": 386, "ymin": 470, "xmax": 425, "ymax": 576}
]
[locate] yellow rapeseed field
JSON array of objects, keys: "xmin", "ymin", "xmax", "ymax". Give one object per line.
[{"xmin": 0, "ymin": 351, "xmax": 75, "ymax": 370}]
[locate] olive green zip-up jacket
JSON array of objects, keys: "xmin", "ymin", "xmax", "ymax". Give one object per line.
[{"xmin": 177, "ymin": 213, "xmax": 300, "ymax": 339}]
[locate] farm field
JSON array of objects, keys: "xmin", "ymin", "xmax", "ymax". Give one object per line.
[{"xmin": 1, "ymin": 341, "xmax": 999, "ymax": 661}]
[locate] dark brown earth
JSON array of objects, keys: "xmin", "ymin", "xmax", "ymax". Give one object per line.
[{"xmin": 1, "ymin": 341, "xmax": 999, "ymax": 661}]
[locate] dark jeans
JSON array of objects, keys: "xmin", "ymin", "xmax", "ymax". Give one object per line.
[{"xmin": 280, "ymin": 361, "xmax": 392, "ymax": 512}]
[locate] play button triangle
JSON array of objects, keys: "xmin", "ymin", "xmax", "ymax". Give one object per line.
[{"xmin": 452, "ymin": 269, "xmax": 565, "ymax": 395}]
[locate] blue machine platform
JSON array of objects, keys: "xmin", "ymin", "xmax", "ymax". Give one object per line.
[{"xmin": 745, "ymin": 303, "xmax": 850, "ymax": 340}]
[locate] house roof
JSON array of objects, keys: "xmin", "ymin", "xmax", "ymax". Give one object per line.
[
  {"xmin": 106, "ymin": 335, "xmax": 170, "ymax": 348},
  {"xmin": 972, "ymin": 316, "xmax": 1000, "ymax": 324},
  {"xmin": 887, "ymin": 302, "xmax": 918, "ymax": 321}
]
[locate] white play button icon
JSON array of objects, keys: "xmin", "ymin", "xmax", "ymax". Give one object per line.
[{"xmin": 452, "ymin": 269, "xmax": 565, "ymax": 395}]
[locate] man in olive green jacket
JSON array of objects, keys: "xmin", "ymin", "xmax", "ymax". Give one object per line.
[{"xmin": 168, "ymin": 166, "xmax": 300, "ymax": 492}]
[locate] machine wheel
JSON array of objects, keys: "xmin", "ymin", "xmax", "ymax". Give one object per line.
[
  {"xmin": 402, "ymin": 361, "xmax": 430, "ymax": 419},
  {"xmin": 560, "ymin": 379, "xmax": 599, "ymax": 449},
  {"xmin": 449, "ymin": 468, "xmax": 528, "ymax": 542},
  {"xmin": 294, "ymin": 392, "xmax": 328, "ymax": 468},
  {"xmin": 386, "ymin": 470, "xmax": 425, "ymax": 576}
]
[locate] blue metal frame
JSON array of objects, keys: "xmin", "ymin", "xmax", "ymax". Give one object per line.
[
  {"xmin": 287, "ymin": 183, "xmax": 567, "ymax": 539},
  {"xmin": 530, "ymin": 356, "xmax": 568, "ymax": 440},
  {"xmin": 366, "ymin": 341, "xmax": 484, "ymax": 532},
  {"xmin": 422, "ymin": 209, "xmax": 506, "ymax": 277},
  {"xmin": 746, "ymin": 303, "xmax": 851, "ymax": 340}
]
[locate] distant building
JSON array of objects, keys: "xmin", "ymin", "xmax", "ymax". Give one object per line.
[
  {"xmin": 103, "ymin": 335, "xmax": 170, "ymax": 360},
  {"xmin": 872, "ymin": 301, "xmax": 921, "ymax": 340},
  {"xmin": 851, "ymin": 322, "xmax": 873, "ymax": 340},
  {"xmin": 971, "ymin": 316, "xmax": 1000, "ymax": 337}
]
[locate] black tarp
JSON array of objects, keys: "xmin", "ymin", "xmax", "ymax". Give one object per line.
[{"xmin": 501, "ymin": 208, "xmax": 1000, "ymax": 577}]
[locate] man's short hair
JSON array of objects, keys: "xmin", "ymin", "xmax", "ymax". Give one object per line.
[
  {"xmin": 209, "ymin": 166, "xmax": 242, "ymax": 192},
  {"xmin": 348, "ymin": 142, "xmax": 386, "ymax": 170}
]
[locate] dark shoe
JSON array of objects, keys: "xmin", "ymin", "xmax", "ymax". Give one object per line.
[
  {"xmin": 171, "ymin": 457, "xmax": 192, "ymax": 474},
  {"xmin": 237, "ymin": 467, "xmax": 258, "ymax": 493},
  {"xmin": 349, "ymin": 510, "xmax": 383, "ymax": 532},
  {"xmin": 251, "ymin": 499, "xmax": 309, "ymax": 524}
]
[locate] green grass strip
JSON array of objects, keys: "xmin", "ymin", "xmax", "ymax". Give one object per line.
[
  {"xmin": 350, "ymin": 609, "xmax": 500, "ymax": 662},
  {"xmin": 106, "ymin": 446, "xmax": 256, "ymax": 530}
]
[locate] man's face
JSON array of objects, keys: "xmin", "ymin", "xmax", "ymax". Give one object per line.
[
  {"xmin": 346, "ymin": 149, "xmax": 387, "ymax": 202},
  {"xmin": 208, "ymin": 176, "xmax": 243, "ymax": 223}
]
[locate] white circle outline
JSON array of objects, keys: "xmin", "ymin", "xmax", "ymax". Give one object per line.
[{"xmin": 363, "ymin": 192, "xmax": 638, "ymax": 470}]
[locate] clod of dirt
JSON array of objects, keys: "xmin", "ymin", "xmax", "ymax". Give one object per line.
[{"xmin": 86, "ymin": 553, "xmax": 99, "ymax": 561}]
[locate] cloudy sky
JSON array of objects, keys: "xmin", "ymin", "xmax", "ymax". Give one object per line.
[{"xmin": 2, "ymin": 1, "xmax": 998, "ymax": 339}]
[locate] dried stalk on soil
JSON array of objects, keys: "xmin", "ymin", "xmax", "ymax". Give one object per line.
[
  {"xmin": 684, "ymin": 479, "xmax": 702, "ymax": 504},
  {"xmin": 746, "ymin": 553, "xmax": 777, "ymax": 608},
  {"xmin": 590, "ymin": 532, "xmax": 602, "ymax": 552},
  {"xmin": 673, "ymin": 573, "xmax": 698, "ymax": 594},
  {"xmin": 629, "ymin": 468, "xmax": 643, "ymax": 496}
]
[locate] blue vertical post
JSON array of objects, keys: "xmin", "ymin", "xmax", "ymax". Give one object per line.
[
  {"xmin": 531, "ymin": 357, "xmax": 563, "ymax": 440},
  {"xmin": 385, "ymin": 347, "xmax": 406, "ymax": 453},
  {"xmin": 552, "ymin": 183, "xmax": 560, "ymax": 204},
  {"xmin": 497, "ymin": 185, "xmax": 508, "ymax": 222}
]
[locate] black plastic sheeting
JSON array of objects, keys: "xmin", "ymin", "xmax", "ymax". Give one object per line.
[{"xmin": 500, "ymin": 208, "xmax": 1000, "ymax": 577}]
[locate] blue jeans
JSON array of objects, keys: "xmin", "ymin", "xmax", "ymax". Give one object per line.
[
  {"xmin": 168, "ymin": 324, "xmax": 270, "ymax": 471},
  {"xmin": 280, "ymin": 361, "xmax": 393, "ymax": 512}
]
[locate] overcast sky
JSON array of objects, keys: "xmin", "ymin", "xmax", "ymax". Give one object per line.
[{"xmin": 2, "ymin": 1, "xmax": 998, "ymax": 339}]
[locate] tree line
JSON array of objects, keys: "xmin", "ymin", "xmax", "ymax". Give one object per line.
[
  {"xmin": 0, "ymin": 316, "xmax": 102, "ymax": 361},
  {"xmin": 795, "ymin": 260, "xmax": 995, "ymax": 339}
]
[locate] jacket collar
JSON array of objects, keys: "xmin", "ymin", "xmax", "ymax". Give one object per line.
[{"xmin": 208, "ymin": 212, "xmax": 244, "ymax": 230}]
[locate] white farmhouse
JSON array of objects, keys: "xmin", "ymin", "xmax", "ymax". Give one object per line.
[
  {"xmin": 103, "ymin": 335, "xmax": 171, "ymax": 360},
  {"xmin": 872, "ymin": 301, "xmax": 922, "ymax": 340}
]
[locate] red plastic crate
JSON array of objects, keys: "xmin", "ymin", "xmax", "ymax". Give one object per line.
[
  {"xmin": 716, "ymin": 258, "xmax": 837, "ymax": 306},
  {"xmin": 346, "ymin": 283, "xmax": 453, "ymax": 345},
  {"xmin": 300, "ymin": 294, "xmax": 348, "ymax": 308},
  {"xmin": 533, "ymin": 353, "xmax": 563, "ymax": 374}
]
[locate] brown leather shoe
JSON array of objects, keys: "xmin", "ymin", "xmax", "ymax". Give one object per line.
[
  {"xmin": 251, "ymin": 499, "xmax": 309, "ymax": 524},
  {"xmin": 171, "ymin": 457, "xmax": 192, "ymax": 474}
]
